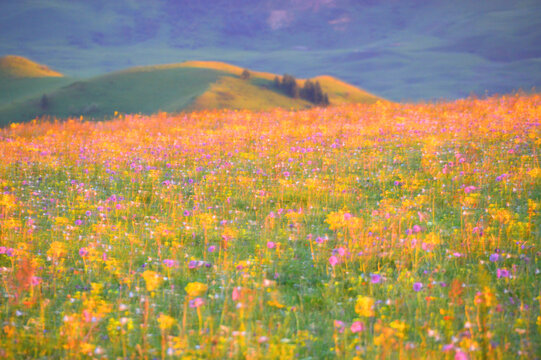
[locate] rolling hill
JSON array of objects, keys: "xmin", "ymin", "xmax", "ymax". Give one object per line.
[
  {"xmin": 0, "ymin": 58, "xmax": 383, "ymax": 125},
  {"xmin": 0, "ymin": 55, "xmax": 72, "ymax": 109}
]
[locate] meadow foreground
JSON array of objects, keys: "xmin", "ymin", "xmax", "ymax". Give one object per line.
[{"xmin": 0, "ymin": 94, "xmax": 539, "ymax": 359}]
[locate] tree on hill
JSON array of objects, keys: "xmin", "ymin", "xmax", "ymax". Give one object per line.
[
  {"xmin": 40, "ymin": 94, "xmax": 50, "ymax": 110},
  {"xmin": 280, "ymin": 74, "xmax": 299, "ymax": 98},
  {"xmin": 273, "ymin": 76, "xmax": 280, "ymax": 88},
  {"xmin": 302, "ymin": 80, "xmax": 327, "ymax": 105},
  {"xmin": 273, "ymin": 74, "xmax": 329, "ymax": 106},
  {"xmin": 240, "ymin": 69, "xmax": 251, "ymax": 80}
]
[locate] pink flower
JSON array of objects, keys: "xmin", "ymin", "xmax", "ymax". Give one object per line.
[
  {"xmin": 413, "ymin": 225, "xmax": 422, "ymax": 233},
  {"xmin": 79, "ymin": 247, "xmax": 88, "ymax": 257},
  {"xmin": 232, "ymin": 287, "xmax": 241, "ymax": 301},
  {"xmin": 208, "ymin": 245, "xmax": 216, "ymax": 253},
  {"xmin": 258, "ymin": 336, "xmax": 268, "ymax": 343},
  {"xmin": 455, "ymin": 350, "xmax": 469, "ymax": 360},
  {"xmin": 334, "ymin": 320, "xmax": 345, "ymax": 333},
  {"xmin": 329, "ymin": 255, "xmax": 339, "ymax": 267},
  {"xmin": 350, "ymin": 321, "xmax": 365, "ymax": 333},
  {"xmin": 189, "ymin": 297, "xmax": 205, "ymax": 308},
  {"xmin": 267, "ymin": 241, "xmax": 276, "ymax": 249},
  {"xmin": 370, "ymin": 274, "xmax": 382, "ymax": 284}
]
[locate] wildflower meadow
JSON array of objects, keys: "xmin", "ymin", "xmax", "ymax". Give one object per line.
[{"xmin": 0, "ymin": 94, "xmax": 540, "ymax": 359}]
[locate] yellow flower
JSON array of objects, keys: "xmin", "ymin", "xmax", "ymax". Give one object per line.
[
  {"xmin": 141, "ymin": 270, "xmax": 163, "ymax": 292},
  {"xmin": 157, "ymin": 313, "xmax": 176, "ymax": 331},
  {"xmin": 80, "ymin": 342, "xmax": 95, "ymax": 355},
  {"xmin": 47, "ymin": 241, "xmax": 66, "ymax": 258},
  {"xmin": 197, "ymin": 213, "xmax": 215, "ymax": 228},
  {"xmin": 267, "ymin": 299, "xmax": 286, "ymax": 309},
  {"xmin": 390, "ymin": 320, "xmax": 406, "ymax": 338},
  {"xmin": 185, "ymin": 282, "xmax": 208, "ymax": 297},
  {"xmin": 355, "ymin": 296, "xmax": 375, "ymax": 317}
]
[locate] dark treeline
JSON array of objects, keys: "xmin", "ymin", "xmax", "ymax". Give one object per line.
[{"xmin": 273, "ymin": 74, "xmax": 329, "ymax": 106}]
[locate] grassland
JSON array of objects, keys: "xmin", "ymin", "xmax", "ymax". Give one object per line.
[{"xmin": 0, "ymin": 94, "xmax": 539, "ymax": 359}]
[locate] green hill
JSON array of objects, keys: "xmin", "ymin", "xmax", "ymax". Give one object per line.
[
  {"xmin": 0, "ymin": 55, "xmax": 71, "ymax": 109},
  {"xmin": 0, "ymin": 59, "xmax": 384, "ymax": 125}
]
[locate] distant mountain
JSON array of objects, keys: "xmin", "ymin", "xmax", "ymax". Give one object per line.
[
  {"xmin": 1, "ymin": 0, "xmax": 539, "ymax": 100},
  {"xmin": 0, "ymin": 57, "xmax": 383, "ymax": 125}
]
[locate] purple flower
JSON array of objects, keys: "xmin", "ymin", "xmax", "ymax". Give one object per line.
[
  {"xmin": 315, "ymin": 236, "xmax": 327, "ymax": 244},
  {"xmin": 370, "ymin": 274, "xmax": 382, "ymax": 284},
  {"xmin": 497, "ymin": 268, "xmax": 509, "ymax": 278},
  {"xmin": 413, "ymin": 282, "xmax": 423, "ymax": 292},
  {"xmin": 208, "ymin": 245, "xmax": 216, "ymax": 253},
  {"xmin": 79, "ymin": 247, "xmax": 88, "ymax": 257},
  {"xmin": 163, "ymin": 259, "xmax": 178, "ymax": 268},
  {"xmin": 442, "ymin": 344, "xmax": 454, "ymax": 352},
  {"xmin": 489, "ymin": 253, "xmax": 499, "ymax": 262},
  {"xmin": 75, "ymin": 219, "xmax": 83, "ymax": 226}
]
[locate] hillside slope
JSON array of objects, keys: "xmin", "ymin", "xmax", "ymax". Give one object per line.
[
  {"xmin": 0, "ymin": 60, "xmax": 384, "ymax": 125},
  {"xmin": 0, "ymin": 55, "xmax": 63, "ymax": 78},
  {"xmin": 0, "ymin": 55, "xmax": 71, "ymax": 108}
]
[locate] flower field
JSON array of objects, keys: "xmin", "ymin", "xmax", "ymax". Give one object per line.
[{"xmin": 0, "ymin": 94, "xmax": 540, "ymax": 359}]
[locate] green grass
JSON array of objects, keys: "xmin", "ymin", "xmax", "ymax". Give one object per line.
[
  {"xmin": 0, "ymin": 76, "xmax": 72, "ymax": 108},
  {"xmin": 0, "ymin": 67, "xmax": 226, "ymax": 124}
]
